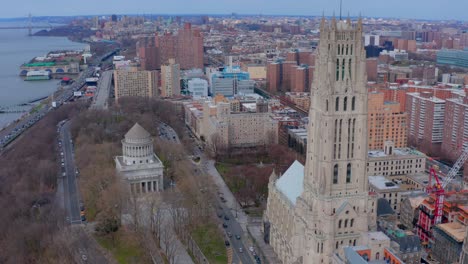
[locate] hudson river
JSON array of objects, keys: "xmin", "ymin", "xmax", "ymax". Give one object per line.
[{"xmin": 0, "ymin": 22, "xmax": 87, "ymax": 128}]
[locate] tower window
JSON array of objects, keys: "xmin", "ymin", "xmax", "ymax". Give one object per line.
[
  {"xmin": 336, "ymin": 59, "xmax": 340, "ymax": 80},
  {"xmin": 338, "ymin": 219, "xmax": 342, "ymax": 228},
  {"xmin": 350, "ymin": 44, "xmax": 353, "ymax": 55},
  {"xmin": 326, "ymin": 100, "xmax": 329, "ymax": 111},
  {"xmin": 335, "ymin": 97, "xmax": 339, "ymax": 111},
  {"xmin": 350, "ymin": 219, "xmax": 354, "ymax": 227},
  {"xmin": 342, "ymin": 58, "xmax": 345, "ymax": 80},
  {"xmin": 337, "ymin": 44, "xmax": 340, "ymax": 55},
  {"xmin": 352, "ymin": 96, "xmax": 356, "ymax": 111},
  {"xmin": 347, "ymin": 163, "xmax": 352, "ymax": 183},
  {"xmin": 333, "ymin": 164, "xmax": 338, "ymax": 184},
  {"xmin": 348, "ymin": 59, "xmax": 352, "ymax": 80},
  {"xmin": 346, "ymin": 44, "xmax": 349, "ymax": 55},
  {"xmin": 343, "ymin": 97, "xmax": 348, "ymax": 111},
  {"xmin": 344, "ymin": 219, "xmax": 348, "ymax": 228}
]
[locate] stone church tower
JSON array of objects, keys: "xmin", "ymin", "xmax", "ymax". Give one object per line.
[{"xmin": 264, "ymin": 17, "xmax": 376, "ymax": 264}]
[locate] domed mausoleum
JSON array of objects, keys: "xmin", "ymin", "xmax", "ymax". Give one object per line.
[{"xmin": 115, "ymin": 123, "xmax": 164, "ymax": 193}]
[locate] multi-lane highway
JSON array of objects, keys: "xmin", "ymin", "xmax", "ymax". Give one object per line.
[
  {"xmin": 59, "ymin": 120, "xmax": 82, "ymax": 224},
  {"xmin": 91, "ymin": 70, "xmax": 113, "ymax": 110},
  {"xmin": 0, "ymin": 49, "xmax": 119, "ymax": 151}
]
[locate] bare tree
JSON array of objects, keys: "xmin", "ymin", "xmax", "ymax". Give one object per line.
[{"xmin": 161, "ymin": 223, "xmax": 180, "ymax": 264}]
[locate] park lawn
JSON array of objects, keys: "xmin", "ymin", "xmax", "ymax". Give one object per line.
[
  {"xmin": 191, "ymin": 223, "xmax": 228, "ymax": 264},
  {"xmin": 95, "ymin": 229, "xmax": 146, "ymax": 264}
]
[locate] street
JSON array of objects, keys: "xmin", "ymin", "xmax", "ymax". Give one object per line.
[
  {"xmin": 158, "ymin": 121, "xmax": 180, "ymax": 144},
  {"xmin": 91, "ymin": 70, "xmax": 113, "ymax": 110},
  {"xmin": 59, "ymin": 120, "xmax": 82, "ymax": 224}
]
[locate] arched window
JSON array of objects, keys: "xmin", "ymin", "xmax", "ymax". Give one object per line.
[
  {"xmin": 336, "ymin": 59, "xmax": 340, "ymax": 80},
  {"xmin": 350, "ymin": 44, "xmax": 353, "ymax": 55},
  {"xmin": 376, "ymin": 252, "xmax": 380, "ymax": 260},
  {"xmin": 346, "ymin": 44, "xmax": 349, "ymax": 55},
  {"xmin": 352, "ymin": 96, "xmax": 356, "ymax": 111},
  {"xmin": 338, "ymin": 219, "xmax": 342, "ymax": 228},
  {"xmin": 337, "ymin": 44, "xmax": 340, "ymax": 55},
  {"xmin": 343, "ymin": 97, "xmax": 348, "ymax": 111},
  {"xmin": 346, "ymin": 163, "xmax": 352, "ymax": 183},
  {"xmin": 342, "ymin": 58, "xmax": 346, "ymax": 80},
  {"xmin": 333, "ymin": 164, "xmax": 339, "ymax": 184},
  {"xmin": 326, "ymin": 100, "xmax": 329, "ymax": 111},
  {"xmin": 348, "ymin": 58, "xmax": 352, "ymax": 80},
  {"xmin": 344, "ymin": 219, "xmax": 348, "ymax": 228},
  {"xmin": 350, "ymin": 218, "xmax": 354, "ymax": 227},
  {"xmin": 335, "ymin": 97, "xmax": 339, "ymax": 111}
]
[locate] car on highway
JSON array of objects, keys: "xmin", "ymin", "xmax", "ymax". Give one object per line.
[
  {"xmin": 235, "ymin": 235, "xmax": 241, "ymax": 240},
  {"xmin": 62, "ymin": 172, "xmax": 66, "ymax": 177},
  {"xmin": 227, "ymin": 232, "xmax": 232, "ymax": 238},
  {"xmin": 238, "ymin": 247, "xmax": 243, "ymax": 253},
  {"xmin": 224, "ymin": 240, "xmax": 230, "ymax": 246},
  {"xmin": 222, "ymin": 223, "xmax": 228, "ymax": 228},
  {"xmin": 224, "ymin": 215, "xmax": 230, "ymax": 221}
]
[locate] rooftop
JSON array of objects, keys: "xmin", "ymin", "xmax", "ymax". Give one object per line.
[
  {"xmin": 437, "ymin": 222, "xmax": 466, "ymax": 242},
  {"xmin": 125, "ymin": 123, "xmax": 151, "ymax": 140},
  {"xmin": 369, "ymin": 175, "xmax": 400, "ymax": 191},
  {"xmin": 367, "ymin": 231, "xmax": 390, "ymax": 241},
  {"xmin": 275, "ymin": 160, "xmax": 304, "ymax": 205},
  {"xmin": 368, "ymin": 148, "xmax": 423, "ymax": 158}
]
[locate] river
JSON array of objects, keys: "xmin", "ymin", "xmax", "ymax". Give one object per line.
[{"xmin": 0, "ymin": 22, "xmax": 87, "ymax": 128}]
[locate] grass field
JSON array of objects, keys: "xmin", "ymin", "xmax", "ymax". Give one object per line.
[
  {"xmin": 95, "ymin": 230, "xmax": 146, "ymax": 264},
  {"xmin": 191, "ymin": 223, "xmax": 227, "ymax": 264}
]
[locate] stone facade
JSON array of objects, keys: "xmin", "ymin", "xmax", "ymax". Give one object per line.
[
  {"xmin": 115, "ymin": 123, "xmax": 164, "ymax": 194},
  {"xmin": 264, "ymin": 17, "xmax": 377, "ymax": 264}
]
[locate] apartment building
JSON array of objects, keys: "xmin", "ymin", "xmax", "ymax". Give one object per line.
[
  {"xmin": 114, "ymin": 68, "xmax": 158, "ymax": 101},
  {"xmin": 368, "ymin": 91, "xmax": 407, "ymax": 150}
]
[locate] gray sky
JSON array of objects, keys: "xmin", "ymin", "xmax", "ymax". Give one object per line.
[{"xmin": 0, "ymin": 0, "xmax": 463, "ymax": 21}]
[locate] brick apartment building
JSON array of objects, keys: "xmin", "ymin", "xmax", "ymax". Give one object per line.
[{"xmin": 406, "ymin": 91, "xmax": 445, "ymax": 156}]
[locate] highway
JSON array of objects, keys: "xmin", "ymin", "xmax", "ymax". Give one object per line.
[
  {"xmin": 59, "ymin": 120, "xmax": 82, "ymax": 224},
  {"xmin": 91, "ymin": 70, "xmax": 113, "ymax": 110},
  {"xmin": 0, "ymin": 49, "xmax": 119, "ymax": 152}
]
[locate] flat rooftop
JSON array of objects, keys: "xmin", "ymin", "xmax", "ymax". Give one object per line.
[
  {"xmin": 368, "ymin": 148, "xmax": 423, "ymax": 158},
  {"xmin": 369, "ymin": 175, "xmax": 400, "ymax": 190},
  {"xmin": 437, "ymin": 222, "xmax": 466, "ymax": 242}
]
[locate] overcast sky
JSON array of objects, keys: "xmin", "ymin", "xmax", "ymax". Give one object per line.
[{"xmin": 0, "ymin": 0, "xmax": 463, "ymax": 21}]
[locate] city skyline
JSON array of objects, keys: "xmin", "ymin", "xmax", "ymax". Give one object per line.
[{"xmin": 1, "ymin": 0, "xmax": 467, "ymax": 21}]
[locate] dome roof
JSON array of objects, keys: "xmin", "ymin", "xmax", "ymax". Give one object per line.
[{"xmin": 125, "ymin": 123, "xmax": 150, "ymax": 140}]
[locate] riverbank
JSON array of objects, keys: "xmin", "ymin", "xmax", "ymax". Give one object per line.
[{"xmin": 0, "ymin": 22, "xmax": 88, "ymax": 129}]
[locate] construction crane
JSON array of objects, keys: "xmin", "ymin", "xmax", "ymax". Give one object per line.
[{"xmin": 427, "ymin": 146, "xmax": 468, "ymax": 225}]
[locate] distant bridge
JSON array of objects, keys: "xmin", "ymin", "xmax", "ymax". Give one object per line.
[{"xmin": 0, "ymin": 25, "xmax": 57, "ymax": 30}]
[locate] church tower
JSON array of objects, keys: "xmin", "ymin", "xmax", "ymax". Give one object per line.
[{"xmin": 292, "ymin": 16, "xmax": 376, "ymax": 263}]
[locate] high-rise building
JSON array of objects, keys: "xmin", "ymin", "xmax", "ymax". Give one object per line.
[
  {"xmin": 137, "ymin": 37, "xmax": 160, "ymax": 71},
  {"xmin": 366, "ymin": 58, "xmax": 378, "ymax": 81},
  {"xmin": 442, "ymin": 93, "xmax": 468, "ymax": 159},
  {"xmin": 156, "ymin": 23, "xmax": 204, "ymax": 70},
  {"xmin": 114, "ymin": 68, "xmax": 158, "ymax": 101},
  {"xmin": 161, "ymin": 59, "xmax": 181, "ymax": 97},
  {"xmin": 406, "ymin": 92, "xmax": 445, "ymax": 156},
  {"xmin": 368, "ymin": 91, "xmax": 407, "ymax": 150},
  {"xmin": 264, "ymin": 17, "xmax": 376, "ymax": 264},
  {"xmin": 266, "ymin": 62, "xmax": 281, "ymax": 93}
]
